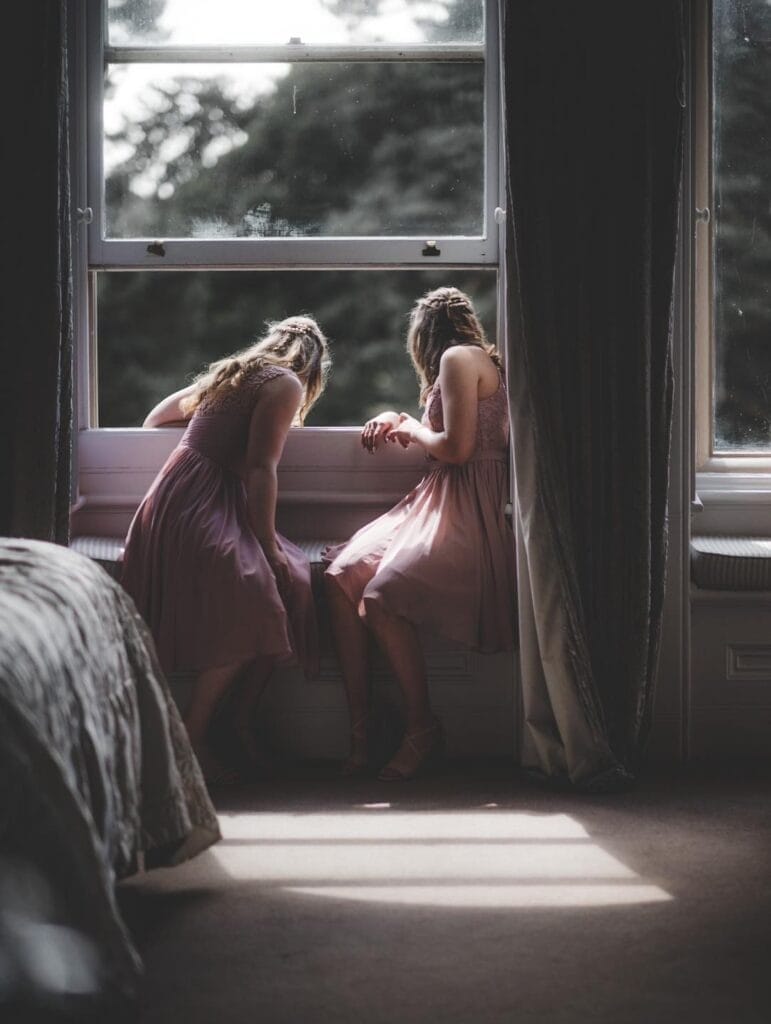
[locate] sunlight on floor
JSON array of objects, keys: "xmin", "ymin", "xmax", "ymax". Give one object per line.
[
  {"xmin": 285, "ymin": 884, "xmax": 671, "ymax": 908},
  {"xmin": 212, "ymin": 811, "xmax": 673, "ymax": 908}
]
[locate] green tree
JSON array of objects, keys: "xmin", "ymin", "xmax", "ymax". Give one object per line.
[
  {"xmin": 99, "ymin": 1, "xmax": 494, "ymax": 427},
  {"xmin": 714, "ymin": 0, "xmax": 771, "ymax": 449}
]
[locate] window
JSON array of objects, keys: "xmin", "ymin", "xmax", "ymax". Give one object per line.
[
  {"xmin": 79, "ymin": 0, "xmax": 501, "ymax": 429},
  {"xmin": 696, "ymin": 0, "xmax": 771, "ymax": 470},
  {"xmin": 713, "ymin": 0, "xmax": 771, "ymax": 454},
  {"xmin": 97, "ymin": 269, "xmax": 497, "ymax": 426}
]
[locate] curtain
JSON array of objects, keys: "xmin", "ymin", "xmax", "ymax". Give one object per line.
[
  {"xmin": 502, "ymin": 1, "xmax": 685, "ymax": 789},
  {"xmin": 0, "ymin": 0, "xmax": 73, "ymax": 544}
]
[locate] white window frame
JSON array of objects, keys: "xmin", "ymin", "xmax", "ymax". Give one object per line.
[
  {"xmin": 74, "ymin": 0, "xmax": 502, "ymax": 435},
  {"xmin": 70, "ymin": 1, "xmax": 504, "ymax": 534},
  {"xmin": 693, "ymin": 0, "xmax": 771, "ymax": 519}
]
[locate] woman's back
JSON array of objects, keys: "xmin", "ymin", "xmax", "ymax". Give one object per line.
[
  {"xmin": 423, "ymin": 357, "xmax": 509, "ymax": 459},
  {"xmin": 179, "ymin": 364, "xmax": 290, "ymax": 472}
]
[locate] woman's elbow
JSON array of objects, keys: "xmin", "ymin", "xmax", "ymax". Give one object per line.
[{"xmin": 443, "ymin": 442, "xmax": 475, "ymax": 465}]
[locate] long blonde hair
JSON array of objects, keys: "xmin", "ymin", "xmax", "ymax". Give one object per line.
[
  {"xmin": 407, "ymin": 287, "xmax": 501, "ymax": 405},
  {"xmin": 181, "ymin": 315, "xmax": 330, "ymax": 423}
]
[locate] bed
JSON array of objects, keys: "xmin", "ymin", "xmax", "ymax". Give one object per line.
[{"xmin": 0, "ymin": 538, "xmax": 220, "ymax": 1008}]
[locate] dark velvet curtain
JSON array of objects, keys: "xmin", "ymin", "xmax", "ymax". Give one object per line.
[
  {"xmin": 0, "ymin": 0, "xmax": 73, "ymax": 543},
  {"xmin": 502, "ymin": 1, "xmax": 685, "ymax": 788}
]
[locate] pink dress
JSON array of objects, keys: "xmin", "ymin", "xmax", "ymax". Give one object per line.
[
  {"xmin": 121, "ymin": 365, "xmax": 317, "ymax": 677},
  {"xmin": 325, "ymin": 375, "xmax": 516, "ymax": 652}
]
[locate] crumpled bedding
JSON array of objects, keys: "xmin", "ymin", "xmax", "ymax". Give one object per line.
[{"xmin": 0, "ymin": 538, "xmax": 220, "ymax": 1003}]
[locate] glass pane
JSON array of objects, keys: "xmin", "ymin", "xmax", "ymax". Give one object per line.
[
  {"xmin": 104, "ymin": 62, "xmax": 483, "ymax": 238},
  {"xmin": 107, "ymin": 0, "xmax": 484, "ymax": 47},
  {"xmin": 713, "ymin": 0, "xmax": 771, "ymax": 452},
  {"xmin": 97, "ymin": 270, "xmax": 497, "ymax": 426}
]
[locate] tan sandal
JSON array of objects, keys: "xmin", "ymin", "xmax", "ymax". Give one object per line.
[
  {"xmin": 377, "ymin": 718, "xmax": 444, "ymax": 782},
  {"xmin": 340, "ymin": 714, "xmax": 370, "ymax": 778}
]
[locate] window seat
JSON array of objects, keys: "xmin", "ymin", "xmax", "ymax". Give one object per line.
[
  {"xmin": 69, "ymin": 535, "xmax": 337, "ymax": 585},
  {"xmin": 689, "ymin": 535, "xmax": 771, "ymax": 760},
  {"xmin": 691, "ymin": 535, "xmax": 771, "ymax": 591}
]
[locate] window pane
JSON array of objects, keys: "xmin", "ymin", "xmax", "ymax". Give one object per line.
[
  {"xmin": 104, "ymin": 62, "xmax": 483, "ymax": 239},
  {"xmin": 713, "ymin": 0, "xmax": 771, "ymax": 452},
  {"xmin": 96, "ymin": 270, "xmax": 497, "ymax": 426},
  {"xmin": 107, "ymin": 0, "xmax": 484, "ymax": 47}
]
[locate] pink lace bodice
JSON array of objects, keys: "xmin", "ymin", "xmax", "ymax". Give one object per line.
[
  {"xmin": 422, "ymin": 374, "xmax": 509, "ymax": 458},
  {"xmin": 195, "ymin": 363, "xmax": 290, "ymax": 416},
  {"xmin": 180, "ymin": 364, "xmax": 292, "ymax": 466}
]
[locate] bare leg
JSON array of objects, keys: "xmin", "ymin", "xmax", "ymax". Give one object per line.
[
  {"xmin": 184, "ymin": 659, "xmax": 250, "ymax": 781},
  {"xmin": 231, "ymin": 657, "xmax": 274, "ymax": 770},
  {"xmin": 364, "ymin": 597, "xmax": 441, "ymax": 780},
  {"xmin": 325, "ymin": 574, "xmax": 371, "ymax": 770}
]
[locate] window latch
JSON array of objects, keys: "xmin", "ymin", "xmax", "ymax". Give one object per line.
[
  {"xmin": 76, "ymin": 206, "xmax": 93, "ymax": 225},
  {"xmin": 695, "ymin": 207, "xmax": 710, "ymax": 224},
  {"xmin": 422, "ymin": 240, "xmax": 441, "ymax": 257},
  {"xmin": 494, "ymin": 207, "xmax": 506, "ymax": 224}
]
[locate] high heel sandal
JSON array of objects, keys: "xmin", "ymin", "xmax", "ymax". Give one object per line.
[
  {"xmin": 340, "ymin": 714, "xmax": 370, "ymax": 778},
  {"xmin": 377, "ymin": 717, "xmax": 444, "ymax": 782}
]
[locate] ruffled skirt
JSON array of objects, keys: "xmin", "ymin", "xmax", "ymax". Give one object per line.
[
  {"xmin": 122, "ymin": 446, "xmax": 318, "ymax": 676},
  {"xmin": 325, "ymin": 456, "xmax": 515, "ymax": 653}
]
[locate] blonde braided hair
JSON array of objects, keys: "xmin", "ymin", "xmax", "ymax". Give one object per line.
[{"xmin": 181, "ymin": 315, "xmax": 330, "ymax": 424}]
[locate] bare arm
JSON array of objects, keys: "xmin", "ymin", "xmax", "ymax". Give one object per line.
[
  {"xmin": 361, "ymin": 410, "xmax": 401, "ymax": 453},
  {"xmin": 391, "ymin": 347, "xmax": 479, "ymax": 464},
  {"xmin": 243, "ymin": 372, "xmax": 303, "ymax": 552},
  {"xmin": 142, "ymin": 384, "xmax": 197, "ymax": 428}
]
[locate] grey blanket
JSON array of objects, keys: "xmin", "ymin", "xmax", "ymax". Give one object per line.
[{"xmin": 0, "ymin": 539, "xmax": 220, "ymax": 1003}]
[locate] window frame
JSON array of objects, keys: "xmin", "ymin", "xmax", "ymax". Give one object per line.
[
  {"xmin": 86, "ymin": 0, "xmax": 500, "ymax": 269},
  {"xmin": 75, "ymin": 0, "xmax": 503, "ymax": 436},
  {"xmin": 693, "ymin": 0, "xmax": 771, "ymax": 501}
]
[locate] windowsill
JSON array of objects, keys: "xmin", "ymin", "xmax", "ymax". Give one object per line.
[
  {"xmin": 695, "ymin": 469, "xmax": 771, "ymax": 508},
  {"xmin": 73, "ymin": 425, "xmax": 432, "ymax": 540},
  {"xmin": 694, "ymin": 464, "xmax": 771, "ymax": 538}
]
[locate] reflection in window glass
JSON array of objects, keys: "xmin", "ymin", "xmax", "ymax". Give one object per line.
[
  {"xmin": 104, "ymin": 62, "xmax": 483, "ymax": 238},
  {"xmin": 107, "ymin": 0, "xmax": 484, "ymax": 47},
  {"xmin": 97, "ymin": 270, "xmax": 497, "ymax": 426},
  {"xmin": 713, "ymin": 0, "xmax": 771, "ymax": 451}
]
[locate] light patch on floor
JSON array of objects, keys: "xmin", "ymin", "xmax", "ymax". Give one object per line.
[
  {"xmin": 285, "ymin": 883, "xmax": 672, "ymax": 908},
  {"xmin": 211, "ymin": 811, "xmax": 673, "ymax": 908},
  {"xmin": 218, "ymin": 810, "xmax": 591, "ymax": 841}
]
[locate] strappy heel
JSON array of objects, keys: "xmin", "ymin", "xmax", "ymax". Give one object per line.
[
  {"xmin": 340, "ymin": 713, "xmax": 370, "ymax": 777},
  {"xmin": 377, "ymin": 717, "xmax": 444, "ymax": 782}
]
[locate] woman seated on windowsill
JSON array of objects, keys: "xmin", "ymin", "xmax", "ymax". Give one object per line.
[{"xmin": 324, "ymin": 286, "xmax": 516, "ymax": 781}]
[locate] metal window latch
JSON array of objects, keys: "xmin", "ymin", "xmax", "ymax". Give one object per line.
[
  {"xmin": 76, "ymin": 206, "xmax": 93, "ymax": 224},
  {"xmin": 695, "ymin": 207, "xmax": 710, "ymax": 224},
  {"xmin": 422, "ymin": 240, "xmax": 441, "ymax": 257},
  {"xmin": 146, "ymin": 240, "xmax": 166, "ymax": 257},
  {"xmin": 494, "ymin": 207, "xmax": 506, "ymax": 224}
]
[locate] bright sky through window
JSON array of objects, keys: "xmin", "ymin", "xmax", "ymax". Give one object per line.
[
  {"xmin": 107, "ymin": 0, "xmax": 475, "ymax": 47},
  {"xmin": 104, "ymin": 1, "xmax": 484, "ymax": 199}
]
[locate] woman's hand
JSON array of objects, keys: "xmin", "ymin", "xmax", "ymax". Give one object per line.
[
  {"xmin": 262, "ymin": 539, "xmax": 292, "ymax": 602},
  {"xmin": 361, "ymin": 411, "xmax": 401, "ymax": 453},
  {"xmin": 389, "ymin": 413, "xmax": 422, "ymax": 449}
]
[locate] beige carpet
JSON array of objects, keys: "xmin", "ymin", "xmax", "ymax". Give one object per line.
[{"xmin": 119, "ymin": 762, "xmax": 771, "ymax": 1024}]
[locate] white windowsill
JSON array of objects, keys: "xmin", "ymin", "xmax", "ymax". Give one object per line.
[
  {"xmin": 694, "ymin": 464, "xmax": 771, "ymax": 538},
  {"xmin": 695, "ymin": 471, "xmax": 771, "ymax": 507}
]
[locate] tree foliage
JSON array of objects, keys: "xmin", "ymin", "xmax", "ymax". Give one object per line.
[
  {"xmin": 713, "ymin": 0, "xmax": 771, "ymax": 449},
  {"xmin": 99, "ymin": 0, "xmax": 493, "ymax": 426}
]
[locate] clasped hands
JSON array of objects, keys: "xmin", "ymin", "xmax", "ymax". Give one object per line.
[{"xmin": 361, "ymin": 411, "xmax": 421, "ymax": 453}]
